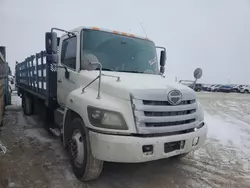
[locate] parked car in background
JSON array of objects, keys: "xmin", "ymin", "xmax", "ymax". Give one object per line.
[
  {"xmin": 239, "ymin": 85, "xmax": 250, "ymax": 94},
  {"xmin": 179, "ymin": 80, "xmax": 204, "ymax": 92},
  {"xmin": 208, "ymin": 84, "xmax": 221, "ymax": 92},
  {"xmin": 217, "ymin": 85, "xmax": 234, "ymax": 93},
  {"xmin": 231, "ymin": 84, "xmax": 241, "ymax": 92},
  {"xmin": 202, "ymin": 84, "xmax": 211, "ymax": 91},
  {"xmin": 189, "ymin": 83, "xmax": 203, "ymax": 92},
  {"xmin": 206, "ymin": 85, "xmax": 214, "ymax": 91}
]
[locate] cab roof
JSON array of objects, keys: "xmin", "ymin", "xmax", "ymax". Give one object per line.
[{"xmin": 66, "ymin": 26, "xmax": 152, "ymax": 42}]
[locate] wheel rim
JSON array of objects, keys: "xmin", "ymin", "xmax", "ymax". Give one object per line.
[{"xmin": 69, "ymin": 130, "xmax": 85, "ymax": 167}]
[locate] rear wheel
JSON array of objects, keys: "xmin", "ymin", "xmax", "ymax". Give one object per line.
[
  {"xmin": 66, "ymin": 117, "xmax": 103, "ymax": 182},
  {"xmin": 23, "ymin": 93, "xmax": 33, "ymax": 115}
]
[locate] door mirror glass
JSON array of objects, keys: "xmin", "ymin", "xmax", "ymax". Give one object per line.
[
  {"xmin": 45, "ymin": 32, "xmax": 58, "ymax": 54},
  {"xmin": 160, "ymin": 50, "xmax": 166, "ymax": 67}
]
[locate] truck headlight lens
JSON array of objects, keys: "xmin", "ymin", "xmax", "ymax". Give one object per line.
[{"xmin": 87, "ymin": 106, "xmax": 128, "ymax": 130}]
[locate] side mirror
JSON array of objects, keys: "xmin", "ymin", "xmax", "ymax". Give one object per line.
[
  {"xmin": 160, "ymin": 66, "xmax": 165, "ymax": 74},
  {"xmin": 193, "ymin": 68, "xmax": 203, "ymax": 80},
  {"xmin": 159, "ymin": 50, "xmax": 166, "ymax": 74},
  {"xmin": 45, "ymin": 32, "xmax": 58, "ymax": 54},
  {"xmin": 46, "ymin": 53, "xmax": 58, "ymax": 63},
  {"xmin": 82, "ymin": 54, "xmax": 100, "ymax": 71},
  {"xmin": 160, "ymin": 50, "xmax": 166, "ymax": 67}
]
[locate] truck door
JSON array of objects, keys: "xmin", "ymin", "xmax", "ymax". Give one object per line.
[{"xmin": 57, "ymin": 35, "xmax": 78, "ymax": 107}]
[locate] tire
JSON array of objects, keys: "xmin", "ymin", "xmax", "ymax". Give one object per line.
[
  {"xmin": 23, "ymin": 94, "xmax": 33, "ymax": 115},
  {"xmin": 244, "ymin": 90, "xmax": 249, "ymax": 94},
  {"xmin": 66, "ymin": 117, "xmax": 103, "ymax": 182}
]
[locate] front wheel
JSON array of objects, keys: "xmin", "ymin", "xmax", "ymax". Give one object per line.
[
  {"xmin": 244, "ymin": 90, "xmax": 249, "ymax": 94},
  {"xmin": 66, "ymin": 117, "xmax": 103, "ymax": 182}
]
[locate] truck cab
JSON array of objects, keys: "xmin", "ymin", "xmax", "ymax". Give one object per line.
[{"xmin": 16, "ymin": 26, "xmax": 207, "ymax": 181}]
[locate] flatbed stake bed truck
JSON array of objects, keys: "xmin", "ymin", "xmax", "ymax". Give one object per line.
[{"xmin": 15, "ymin": 26, "xmax": 207, "ymax": 181}]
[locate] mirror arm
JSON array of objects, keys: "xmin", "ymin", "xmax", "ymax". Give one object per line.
[
  {"xmin": 193, "ymin": 79, "xmax": 197, "ymax": 89},
  {"xmin": 97, "ymin": 63, "xmax": 102, "ymax": 99},
  {"xmin": 51, "ymin": 28, "xmax": 76, "ymax": 37},
  {"xmin": 81, "ymin": 62, "xmax": 102, "ymax": 99},
  {"xmin": 57, "ymin": 65, "xmax": 68, "ymax": 72},
  {"xmin": 155, "ymin": 46, "xmax": 166, "ymax": 51}
]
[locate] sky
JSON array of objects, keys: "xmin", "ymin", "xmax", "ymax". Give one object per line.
[{"xmin": 0, "ymin": 0, "xmax": 250, "ymax": 84}]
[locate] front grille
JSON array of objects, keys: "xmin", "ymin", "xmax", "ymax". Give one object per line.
[
  {"xmin": 144, "ymin": 109, "xmax": 196, "ymax": 117},
  {"xmin": 143, "ymin": 99, "xmax": 195, "ymax": 106},
  {"xmin": 145, "ymin": 119, "xmax": 196, "ymax": 127},
  {"xmin": 132, "ymin": 96, "xmax": 198, "ymax": 134}
]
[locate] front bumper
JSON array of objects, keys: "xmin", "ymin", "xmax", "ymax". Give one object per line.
[{"xmin": 89, "ymin": 123, "xmax": 207, "ymax": 163}]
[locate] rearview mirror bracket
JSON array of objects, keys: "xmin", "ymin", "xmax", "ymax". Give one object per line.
[{"xmin": 57, "ymin": 65, "xmax": 70, "ymax": 79}]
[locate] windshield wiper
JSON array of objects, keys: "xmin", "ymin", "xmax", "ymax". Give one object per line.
[
  {"xmin": 117, "ymin": 70, "xmax": 144, "ymax": 73},
  {"xmin": 96, "ymin": 68, "xmax": 114, "ymax": 71}
]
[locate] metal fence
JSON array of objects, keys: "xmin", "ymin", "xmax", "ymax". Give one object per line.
[{"xmin": 15, "ymin": 50, "xmax": 58, "ymax": 107}]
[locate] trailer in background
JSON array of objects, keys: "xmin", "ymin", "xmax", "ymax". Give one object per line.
[{"xmin": 0, "ymin": 46, "xmax": 11, "ymax": 155}]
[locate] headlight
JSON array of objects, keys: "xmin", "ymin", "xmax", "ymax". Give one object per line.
[{"xmin": 87, "ymin": 106, "xmax": 128, "ymax": 130}]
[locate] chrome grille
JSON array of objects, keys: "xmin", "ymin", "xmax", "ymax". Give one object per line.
[
  {"xmin": 145, "ymin": 119, "xmax": 196, "ymax": 127},
  {"xmin": 143, "ymin": 99, "xmax": 195, "ymax": 106},
  {"xmin": 144, "ymin": 109, "xmax": 196, "ymax": 117},
  {"xmin": 133, "ymin": 97, "xmax": 198, "ymax": 133}
]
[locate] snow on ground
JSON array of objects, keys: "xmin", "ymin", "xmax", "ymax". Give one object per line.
[
  {"xmin": 0, "ymin": 92, "xmax": 250, "ymax": 188},
  {"xmin": 206, "ymin": 112, "xmax": 250, "ymax": 151}
]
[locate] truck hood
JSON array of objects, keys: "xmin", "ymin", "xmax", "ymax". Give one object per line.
[{"xmin": 79, "ymin": 71, "xmax": 196, "ymax": 101}]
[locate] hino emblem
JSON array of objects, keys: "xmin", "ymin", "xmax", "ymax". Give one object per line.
[{"xmin": 168, "ymin": 90, "xmax": 182, "ymax": 105}]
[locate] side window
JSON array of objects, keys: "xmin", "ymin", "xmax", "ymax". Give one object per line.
[{"xmin": 61, "ymin": 37, "xmax": 77, "ymax": 69}]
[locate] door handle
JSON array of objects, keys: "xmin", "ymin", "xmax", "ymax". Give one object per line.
[{"xmin": 58, "ymin": 79, "xmax": 62, "ymax": 83}]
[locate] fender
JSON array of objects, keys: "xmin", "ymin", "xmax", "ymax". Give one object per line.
[{"xmin": 62, "ymin": 87, "xmax": 136, "ymax": 143}]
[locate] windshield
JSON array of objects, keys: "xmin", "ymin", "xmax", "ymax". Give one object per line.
[{"xmin": 81, "ymin": 29, "xmax": 159, "ymax": 74}]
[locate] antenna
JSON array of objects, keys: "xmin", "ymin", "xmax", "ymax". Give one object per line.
[{"xmin": 140, "ymin": 22, "xmax": 148, "ymax": 38}]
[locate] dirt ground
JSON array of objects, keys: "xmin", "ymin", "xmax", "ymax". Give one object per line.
[{"xmin": 0, "ymin": 92, "xmax": 250, "ymax": 188}]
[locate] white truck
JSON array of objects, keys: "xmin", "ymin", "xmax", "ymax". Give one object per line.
[{"xmin": 15, "ymin": 26, "xmax": 207, "ymax": 181}]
